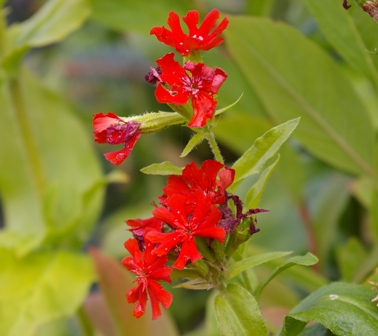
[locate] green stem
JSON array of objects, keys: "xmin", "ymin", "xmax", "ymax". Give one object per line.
[{"xmin": 206, "ymin": 131, "xmax": 224, "ymax": 163}]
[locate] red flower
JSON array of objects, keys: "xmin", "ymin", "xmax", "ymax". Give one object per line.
[
  {"xmin": 160, "ymin": 160, "xmax": 235, "ymax": 206},
  {"xmin": 122, "ymin": 238, "xmax": 173, "ymax": 320},
  {"xmin": 150, "ymin": 9, "xmax": 229, "ymax": 56},
  {"xmin": 126, "ymin": 217, "xmax": 164, "ymax": 237},
  {"xmin": 93, "ymin": 112, "xmax": 141, "ymax": 165},
  {"xmin": 154, "ymin": 53, "xmax": 227, "ymax": 127},
  {"xmin": 146, "ymin": 191, "xmax": 225, "ymax": 269}
]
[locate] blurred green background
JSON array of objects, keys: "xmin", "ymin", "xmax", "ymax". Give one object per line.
[{"xmin": 1, "ymin": 0, "xmax": 378, "ymax": 335}]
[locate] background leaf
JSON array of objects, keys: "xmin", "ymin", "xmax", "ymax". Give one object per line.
[
  {"xmin": 304, "ymin": 0, "xmax": 378, "ymax": 88},
  {"xmin": 0, "ymin": 69, "xmax": 104, "ymax": 255},
  {"xmin": 224, "ymin": 16, "xmax": 375, "ymax": 177},
  {"xmin": 0, "ymin": 249, "xmax": 94, "ymax": 336}
]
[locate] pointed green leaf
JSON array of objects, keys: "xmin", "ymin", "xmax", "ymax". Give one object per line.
[
  {"xmin": 225, "ymin": 251, "xmax": 292, "ymax": 281},
  {"xmin": 280, "ymin": 282, "xmax": 378, "ymax": 336},
  {"xmin": 0, "ymin": 249, "xmax": 94, "ymax": 336},
  {"xmin": 230, "ymin": 118, "xmax": 299, "ymax": 191},
  {"xmin": 181, "ymin": 133, "xmax": 206, "ymax": 157},
  {"xmin": 214, "ymin": 284, "xmax": 268, "ymax": 336},
  {"xmin": 245, "ymin": 154, "xmax": 280, "ymax": 208},
  {"xmin": 225, "ymin": 17, "xmax": 375, "ymax": 176},
  {"xmin": 140, "ymin": 161, "xmax": 182, "ymax": 175},
  {"xmin": 255, "ymin": 253, "xmax": 319, "ymax": 300}
]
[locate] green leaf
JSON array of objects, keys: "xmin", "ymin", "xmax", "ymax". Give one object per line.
[
  {"xmin": 225, "ymin": 16, "xmax": 375, "ymax": 177},
  {"xmin": 181, "ymin": 133, "xmax": 206, "ymax": 157},
  {"xmin": 304, "ymin": 0, "xmax": 378, "ymax": 88},
  {"xmin": 0, "ymin": 69, "xmax": 104, "ymax": 255},
  {"xmin": 225, "ymin": 251, "xmax": 292, "ymax": 281},
  {"xmin": 3, "ymin": 0, "xmax": 91, "ymax": 74},
  {"xmin": 245, "ymin": 154, "xmax": 280, "ymax": 209},
  {"xmin": 92, "ymin": 0, "xmax": 192, "ymax": 34},
  {"xmin": 279, "ymin": 282, "xmax": 378, "ymax": 336},
  {"xmin": 89, "ymin": 248, "xmax": 178, "ymax": 335},
  {"xmin": 254, "ymin": 253, "xmax": 319, "ymax": 300},
  {"xmin": 230, "ymin": 118, "xmax": 299, "ymax": 191},
  {"xmin": 8, "ymin": 0, "xmax": 91, "ymax": 48},
  {"xmin": 0, "ymin": 249, "xmax": 94, "ymax": 336},
  {"xmin": 140, "ymin": 161, "xmax": 183, "ymax": 175},
  {"xmin": 214, "ymin": 284, "xmax": 268, "ymax": 336}
]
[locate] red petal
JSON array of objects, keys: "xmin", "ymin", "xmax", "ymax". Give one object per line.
[
  {"xmin": 210, "ymin": 67, "xmax": 228, "ymax": 93},
  {"xmin": 126, "ymin": 282, "xmax": 143, "ymax": 304},
  {"xmin": 197, "ymin": 9, "xmax": 220, "ymax": 36},
  {"xmin": 188, "ymin": 92, "xmax": 217, "ymax": 127},
  {"xmin": 217, "ymin": 167, "xmax": 235, "ymax": 190},
  {"xmin": 103, "ymin": 130, "xmax": 141, "ymax": 165},
  {"xmin": 172, "ymin": 238, "xmax": 202, "ymax": 269},
  {"xmin": 148, "ymin": 280, "xmax": 173, "ymax": 320},
  {"xmin": 156, "ymin": 53, "xmax": 187, "ymax": 86},
  {"xmin": 92, "ymin": 112, "xmax": 120, "ymax": 132},
  {"xmin": 182, "ymin": 10, "xmax": 200, "ymax": 35},
  {"xmin": 155, "ymin": 83, "xmax": 189, "ymax": 105}
]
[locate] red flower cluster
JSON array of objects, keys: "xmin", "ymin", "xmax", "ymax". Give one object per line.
[
  {"xmin": 150, "ymin": 9, "xmax": 229, "ymax": 56},
  {"xmin": 93, "ymin": 112, "xmax": 141, "ymax": 165},
  {"xmin": 92, "ymin": 9, "xmax": 229, "ymax": 164},
  {"xmin": 149, "ymin": 9, "xmax": 228, "ymax": 128},
  {"xmin": 123, "ymin": 160, "xmax": 235, "ymax": 318}
]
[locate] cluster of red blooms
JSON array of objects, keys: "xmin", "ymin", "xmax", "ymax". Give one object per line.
[
  {"xmin": 92, "ymin": 9, "xmax": 228, "ymax": 165},
  {"xmin": 92, "ymin": 9, "xmax": 266, "ymax": 320},
  {"xmin": 123, "ymin": 160, "xmax": 264, "ymax": 319}
]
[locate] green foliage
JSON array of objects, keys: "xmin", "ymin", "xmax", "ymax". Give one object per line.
[
  {"xmin": 214, "ymin": 284, "xmax": 269, "ymax": 336},
  {"xmin": 0, "ymin": 0, "xmax": 104, "ymax": 333},
  {"xmin": 279, "ymin": 282, "xmax": 378, "ymax": 336},
  {"xmin": 0, "ymin": 249, "xmax": 94, "ymax": 336},
  {"xmin": 224, "ymin": 16, "xmax": 375, "ymax": 177}
]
